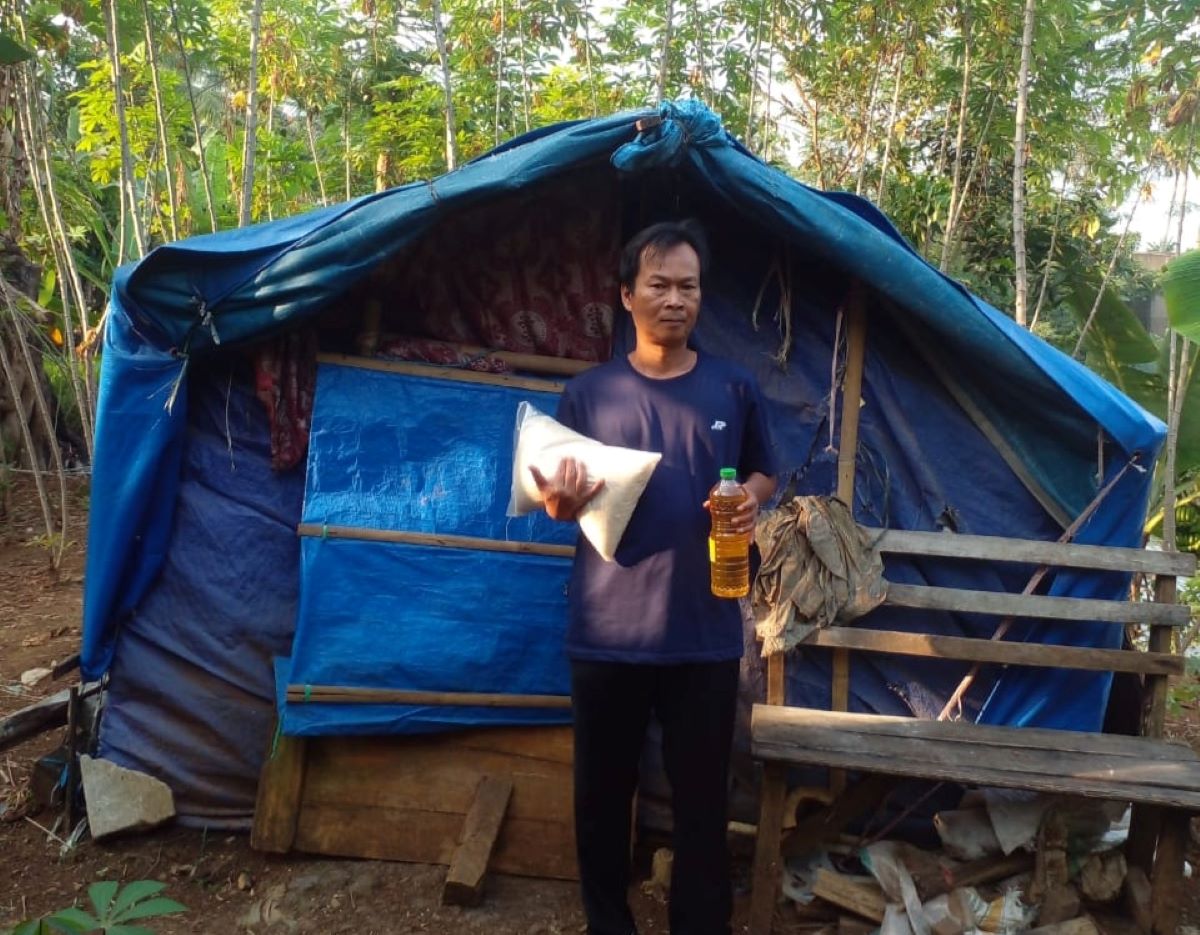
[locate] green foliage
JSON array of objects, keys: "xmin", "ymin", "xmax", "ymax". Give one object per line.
[
  {"xmin": 1164, "ymin": 250, "xmax": 1200, "ymax": 344},
  {"xmin": 0, "ymin": 32, "xmax": 33, "ymax": 64},
  {"xmin": 2, "ymin": 880, "xmax": 187, "ymax": 935}
]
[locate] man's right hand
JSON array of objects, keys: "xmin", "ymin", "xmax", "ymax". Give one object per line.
[{"xmin": 530, "ymin": 457, "xmax": 605, "ymax": 522}]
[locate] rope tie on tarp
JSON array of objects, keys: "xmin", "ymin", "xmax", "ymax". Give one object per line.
[
  {"xmin": 165, "ymin": 292, "xmax": 222, "ymax": 414},
  {"xmin": 611, "ymin": 99, "xmax": 729, "ymax": 172}
]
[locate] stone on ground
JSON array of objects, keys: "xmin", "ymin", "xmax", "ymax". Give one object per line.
[{"xmin": 79, "ymin": 755, "xmax": 175, "ymax": 839}]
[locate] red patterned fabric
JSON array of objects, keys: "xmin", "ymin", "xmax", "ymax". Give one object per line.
[
  {"xmin": 254, "ymin": 329, "xmax": 318, "ymax": 472},
  {"xmin": 377, "ymin": 336, "xmax": 512, "ymax": 373},
  {"xmin": 396, "ymin": 173, "xmax": 619, "ymax": 362}
]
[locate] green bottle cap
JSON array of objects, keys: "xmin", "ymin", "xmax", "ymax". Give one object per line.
[{"xmin": 720, "ymin": 467, "xmax": 737, "ymax": 480}]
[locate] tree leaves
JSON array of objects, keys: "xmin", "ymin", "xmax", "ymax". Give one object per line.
[
  {"xmin": 1165, "ymin": 250, "xmax": 1200, "ymax": 344},
  {"xmin": 0, "ymin": 33, "xmax": 32, "ymax": 64}
]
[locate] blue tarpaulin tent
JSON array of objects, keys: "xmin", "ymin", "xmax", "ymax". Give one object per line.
[{"xmin": 83, "ymin": 101, "xmax": 1164, "ymax": 825}]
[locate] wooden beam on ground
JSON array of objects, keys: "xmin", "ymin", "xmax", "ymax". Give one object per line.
[
  {"xmin": 317, "ymin": 352, "xmax": 567, "ymax": 394},
  {"xmin": 865, "ymin": 529, "xmax": 1196, "ymax": 578},
  {"xmin": 883, "ymin": 583, "xmax": 1189, "ymax": 626},
  {"xmin": 285, "ymin": 686, "xmax": 572, "ymax": 708},
  {"xmin": 296, "ymin": 524, "xmax": 576, "ymax": 558},
  {"xmin": 0, "ymin": 683, "xmax": 99, "ymax": 753},
  {"xmin": 811, "ymin": 869, "xmax": 886, "ymax": 924},
  {"xmin": 807, "ymin": 628, "xmax": 1184, "ymax": 677},
  {"xmin": 251, "ymin": 733, "xmax": 308, "ymax": 853},
  {"xmin": 442, "ymin": 774, "xmax": 514, "ymax": 906}
]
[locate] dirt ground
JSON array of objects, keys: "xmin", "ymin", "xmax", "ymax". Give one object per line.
[{"xmin": 2, "ymin": 474, "xmax": 1200, "ymax": 934}]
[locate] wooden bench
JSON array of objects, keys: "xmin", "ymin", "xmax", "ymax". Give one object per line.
[{"xmin": 748, "ymin": 528, "xmax": 1199, "ymax": 935}]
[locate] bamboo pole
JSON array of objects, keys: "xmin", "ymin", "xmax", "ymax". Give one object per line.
[
  {"xmin": 285, "ymin": 686, "xmax": 571, "ymax": 708},
  {"xmin": 831, "ymin": 282, "xmax": 868, "ymax": 797},
  {"xmin": 296, "ymin": 523, "xmax": 576, "ymax": 558}
]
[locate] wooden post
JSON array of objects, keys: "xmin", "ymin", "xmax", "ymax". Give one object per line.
[
  {"xmin": 251, "ymin": 731, "xmax": 308, "ymax": 853},
  {"xmin": 831, "ymin": 283, "xmax": 868, "ymax": 796},
  {"xmin": 443, "ymin": 774, "xmax": 514, "ymax": 906},
  {"xmin": 1127, "ymin": 574, "xmax": 1175, "ymax": 873},
  {"xmin": 750, "ymin": 654, "xmax": 788, "ymax": 934},
  {"xmin": 1150, "ymin": 809, "xmax": 1186, "ymax": 935}
]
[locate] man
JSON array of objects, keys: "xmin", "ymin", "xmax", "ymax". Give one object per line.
[{"xmin": 532, "ymin": 220, "xmax": 777, "ymax": 935}]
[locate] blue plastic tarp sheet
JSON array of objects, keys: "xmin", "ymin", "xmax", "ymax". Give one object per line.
[
  {"xmin": 78, "ymin": 101, "xmax": 1170, "ymax": 819},
  {"xmin": 96, "ymin": 360, "xmax": 306, "ymax": 824},
  {"xmin": 281, "ymin": 363, "xmax": 574, "ymax": 734}
]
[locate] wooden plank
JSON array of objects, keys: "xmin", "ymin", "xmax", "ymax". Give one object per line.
[
  {"xmin": 866, "ymin": 528, "xmax": 1196, "ymax": 578},
  {"xmin": 753, "ymin": 706, "xmax": 1200, "ymax": 762},
  {"xmin": 295, "ymin": 524, "xmax": 576, "ymax": 558},
  {"xmin": 288, "ymin": 728, "xmax": 577, "ymax": 879},
  {"xmin": 293, "ymin": 802, "xmax": 577, "ymax": 879},
  {"xmin": 811, "ymin": 869, "xmax": 886, "ymax": 924},
  {"xmin": 317, "ymin": 352, "xmax": 567, "ymax": 393},
  {"xmin": 1125, "ymin": 866, "xmax": 1153, "ymax": 934},
  {"xmin": 251, "ymin": 733, "xmax": 308, "ymax": 853},
  {"xmin": 1144, "ymin": 575, "xmax": 1178, "ymax": 738},
  {"xmin": 836, "ymin": 282, "xmax": 867, "ymax": 503},
  {"xmin": 1150, "ymin": 809, "xmax": 1187, "ymax": 935},
  {"xmin": 767, "ymin": 654, "xmax": 785, "ymax": 706},
  {"xmin": 751, "ymin": 709, "xmax": 1200, "ymax": 808},
  {"xmin": 443, "ymin": 774, "xmax": 514, "ymax": 906},
  {"xmin": 300, "ymin": 733, "xmax": 573, "ymax": 822},
  {"xmin": 807, "ymin": 627, "xmax": 1185, "ymax": 677},
  {"xmin": 286, "ymin": 685, "xmax": 573, "ymax": 709},
  {"xmin": 0, "ymin": 683, "xmax": 100, "ymax": 753},
  {"xmin": 749, "ymin": 762, "xmax": 788, "ymax": 935},
  {"xmin": 884, "ymin": 583, "xmax": 1189, "ymax": 626}
]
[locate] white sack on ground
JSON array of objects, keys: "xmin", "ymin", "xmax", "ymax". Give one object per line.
[{"xmin": 507, "ymin": 401, "xmax": 662, "ymax": 561}]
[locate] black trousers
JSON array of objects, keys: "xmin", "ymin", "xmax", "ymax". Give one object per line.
[{"xmin": 570, "ymin": 658, "xmax": 741, "ymax": 935}]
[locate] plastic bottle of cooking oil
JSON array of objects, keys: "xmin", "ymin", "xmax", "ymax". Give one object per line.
[{"xmin": 709, "ymin": 467, "xmax": 750, "ymax": 599}]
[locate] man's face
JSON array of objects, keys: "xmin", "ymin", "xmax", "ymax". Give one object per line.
[{"xmin": 620, "ymin": 242, "xmax": 701, "ymax": 349}]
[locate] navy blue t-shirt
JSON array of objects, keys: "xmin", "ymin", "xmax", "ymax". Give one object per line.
[{"xmin": 556, "ymin": 351, "xmax": 776, "ymax": 663}]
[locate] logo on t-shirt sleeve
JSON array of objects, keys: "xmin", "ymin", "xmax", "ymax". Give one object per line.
[{"xmin": 711, "ymin": 420, "xmax": 727, "ymax": 431}]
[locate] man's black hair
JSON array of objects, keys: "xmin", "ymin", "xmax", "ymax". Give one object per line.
[{"xmin": 618, "ymin": 220, "xmax": 710, "ymax": 292}]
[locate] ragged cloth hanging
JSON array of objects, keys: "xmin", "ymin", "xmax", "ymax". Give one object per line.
[{"xmin": 752, "ymin": 496, "xmax": 888, "ymax": 657}]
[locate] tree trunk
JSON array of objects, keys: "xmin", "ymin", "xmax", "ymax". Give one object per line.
[
  {"xmin": 105, "ymin": 0, "xmax": 146, "ymax": 259},
  {"xmin": 941, "ymin": 94, "xmax": 997, "ymax": 272},
  {"xmin": 168, "ymin": 0, "xmax": 219, "ymax": 233},
  {"xmin": 142, "ymin": 0, "xmax": 179, "ymax": 242},
  {"xmin": 239, "ymin": 0, "xmax": 264, "ymax": 228},
  {"xmin": 1163, "ymin": 333, "xmax": 1191, "ymax": 551},
  {"xmin": 1011, "ymin": 0, "xmax": 1036, "ymax": 326},
  {"xmin": 876, "ymin": 38, "xmax": 908, "ymax": 209},
  {"xmin": 494, "ymin": 0, "xmax": 507, "ymax": 144},
  {"xmin": 855, "ymin": 32, "xmax": 887, "ymax": 196},
  {"xmin": 305, "ymin": 112, "xmax": 329, "ymax": 206},
  {"xmin": 266, "ymin": 88, "xmax": 275, "ymax": 221},
  {"xmin": 343, "ymin": 102, "xmax": 352, "ymax": 200},
  {"xmin": 515, "ymin": 0, "xmax": 531, "ymax": 133},
  {"xmin": 745, "ymin": 0, "xmax": 768, "ymax": 149},
  {"xmin": 656, "ymin": 0, "xmax": 675, "ymax": 102},
  {"xmin": 1176, "ymin": 119, "xmax": 1195, "ymax": 254},
  {"xmin": 13, "ymin": 67, "xmax": 95, "ymax": 453},
  {"xmin": 1030, "ymin": 172, "xmax": 1068, "ymax": 329},
  {"xmin": 1072, "ymin": 181, "xmax": 1146, "ymax": 358},
  {"xmin": 431, "ymin": 0, "xmax": 459, "ymax": 171},
  {"xmin": 689, "ymin": 0, "xmax": 706, "ymax": 104},
  {"xmin": 940, "ymin": 3, "xmax": 972, "ymax": 272}
]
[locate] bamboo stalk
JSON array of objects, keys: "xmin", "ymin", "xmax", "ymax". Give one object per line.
[
  {"xmin": 832, "ymin": 282, "xmax": 868, "ymax": 797},
  {"xmin": 296, "ymin": 523, "xmax": 576, "ymax": 558},
  {"xmin": 285, "ymin": 686, "xmax": 572, "ymax": 708}
]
